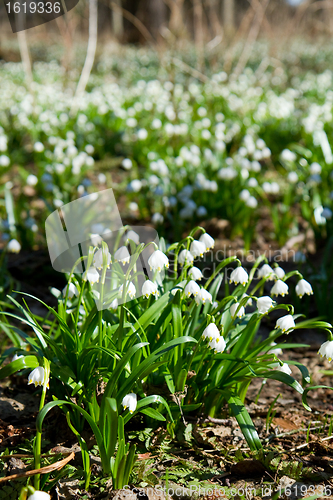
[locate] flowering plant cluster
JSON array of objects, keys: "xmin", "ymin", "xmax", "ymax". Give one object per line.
[
  {"xmin": 1, "ymin": 227, "xmax": 332, "ymax": 490},
  {"xmin": 1, "ymin": 48, "xmax": 333, "ymax": 257}
]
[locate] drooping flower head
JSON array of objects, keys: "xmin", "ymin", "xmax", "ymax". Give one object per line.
[
  {"xmin": 208, "ymin": 336, "xmax": 226, "ymax": 353},
  {"xmin": 93, "ymin": 247, "xmax": 112, "ymax": 270},
  {"xmin": 202, "ymin": 323, "xmax": 220, "ymax": 341},
  {"xmin": 195, "ymin": 288, "xmax": 212, "ymax": 305},
  {"xmin": 276, "ymin": 315, "xmax": 295, "ymax": 333},
  {"xmin": 199, "ymin": 232, "xmax": 215, "ymax": 251},
  {"xmin": 7, "ymin": 239, "xmax": 21, "ymax": 253},
  {"xmin": 148, "ymin": 250, "xmax": 169, "ymax": 272},
  {"xmin": 122, "ymin": 393, "xmax": 137, "ymax": 413},
  {"xmin": 257, "ymin": 264, "xmax": 275, "ymax": 281},
  {"xmin": 188, "ymin": 267, "xmax": 203, "ymax": 281},
  {"xmin": 318, "ymin": 340, "xmax": 333, "ymax": 362},
  {"xmin": 27, "ymin": 491, "xmax": 51, "ymax": 500},
  {"xmin": 190, "ymin": 240, "xmax": 206, "ymax": 258},
  {"xmin": 62, "ymin": 282, "xmax": 79, "ymax": 299},
  {"xmin": 295, "ymin": 279, "xmax": 313, "ymax": 298},
  {"xmin": 114, "ymin": 246, "xmax": 130, "ymax": 266},
  {"xmin": 28, "ymin": 367, "xmax": 49, "ymax": 389},
  {"xmin": 185, "ymin": 280, "xmax": 200, "ymax": 298},
  {"xmin": 230, "ymin": 266, "xmax": 249, "ymax": 286},
  {"xmin": 142, "ymin": 280, "xmax": 159, "ymax": 298},
  {"xmin": 271, "ymin": 280, "xmax": 289, "ymax": 297},
  {"xmin": 257, "ymin": 296, "xmax": 274, "ymax": 314},
  {"xmin": 83, "ymin": 266, "xmax": 100, "ymax": 284},
  {"xmin": 230, "ymin": 302, "xmax": 245, "ymax": 318},
  {"xmin": 274, "ymin": 266, "xmax": 285, "ymax": 279},
  {"xmin": 178, "ymin": 249, "xmax": 194, "ymax": 266}
]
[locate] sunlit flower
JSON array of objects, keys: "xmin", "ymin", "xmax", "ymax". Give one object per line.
[
  {"xmin": 28, "ymin": 367, "xmax": 49, "ymax": 389},
  {"xmin": 122, "ymin": 393, "xmax": 137, "ymax": 413},
  {"xmin": 93, "ymin": 248, "xmax": 112, "ymax": 270},
  {"xmin": 271, "ymin": 280, "xmax": 289, "ymax": 297},
  {"xmin": 114, "ymin": 246, "xmax": 130, "ymax": 265},
  {"xmin": 185, "ymin": 280, "xmax": 200, "ymax": 298},
  {"xmin": 274, "ymin": 266, "xmax": 285, "ymax": 279},
  {"xmin": 62, "ymin": 282, "xmax": 79, "ymax": 299},
  {"xmin": 318, "ymin": 340, "xmax": 333, "ymax": 362},
  {"xmin": 188, "ymin": 267, "xmax": 203, "ymax": 281},
  {"xmin": 241, "ymin": 293, "xmax": 253, "ymax": 307},
  {"xmin": 268, "ymin": 342, "xmax": 282, "ymax": 356},
  {"xmin": 209, "ymin": 335, "xmax": 226, "ymax": 353},
  {"xmin": 7, "ymin": 239, "xmax": 21, "ymax": 253},
  {"xmin": 190, "ymin": 240, "xmax": 206, "ymax": 258},
  {"xmin": 27, "ymin": 174, "xmax": 38, "ymax": 186},
  {"xmin": 199, "ymin": 233, "xmax": 214, "ymax": 251},
  {"xmin": 230, "ymin": 266, "xmax": 249, "ymax": 286},
  {"xmin": 273, "ymin": 362, "xmax": 292, "ymax": 375},
  {"xmin": 119, "ymin": 281, "xmax": 136, "ymax": 300},
  {"xmin": 195, "ymin": 288, "xmax": 212, "ymax": 305},
  {"xmin": 110, "ymin": 298, "xmax": 118, "ymax": 311},
  {"xmin": 148, "ymin": 250, "xmax": 169, "ymax": 272},
  {"xmin": 122, "ymin": 158, "xmax": 132, "ymax": 170},
  {"xmin": 178, "ymin": 249, "xmax": 194, "ymax": 266},
  {"xmin": 257, "ymin": 296, "xmax": 274, "ymax": 314},
  {"xmin": 126, "ymin": 230, "xmax": 140, "ymax": 245},
  {"xmin": 27, "ymin": 491, "xmax": 51, "ymax": 500},
  {"xmin": 276, "ymin": 315, "xmax": 295, "ymax": 333},
  {"xmin": 295, "ymin": 279, "xmax": 313, "ymax": 298},
  {"xmin": 230, "ymin": 302, "xmax": 245, "ymax": 318},
  {"xmin": 257, "ymin": 264, "xmax": 275, "ymax": 280},
  {"xmin": 142, "ymin": 280, "xmax": 159, "ymax": 298},
  {"xmin": 91, "ymin": 233, "xmax": 103, "ymax": 246},
  {"xmin": 83, "ymin": 266, "xmax": 99, "ymax": 284},
  {"xmin": 202, "ymin": 323, "xmax": 220, "ymax": 341}
]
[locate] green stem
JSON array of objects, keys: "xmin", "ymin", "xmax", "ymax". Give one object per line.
[{"xmin": 34, "ymin": 359, "xmax": 50, "ymax": 490}]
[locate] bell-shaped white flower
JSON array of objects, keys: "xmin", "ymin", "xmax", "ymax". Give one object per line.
[
  {"xmin": 273, "ymin": 362, "xmax": 292, "ymax": 375},
  {"xmin": 271, "ymin": 279, "xmax": 289, "ymax": 297},
  {"xmin": 230, "ymin": 302, "xmax": 245, "ymax": 318},
  {"xmin": 148, "ymin": 250, "xmax": 169, "ymax": 272},
  {"xmin": 62, "ymin": 282, "xmax": 79, "ymax": 299},
  {"xmin": 257, "ymin": 296, "xmax": 274, "ymax": 314},
  {"xmin": 119, "ymin": 281, "xmax": 136, "ymax": 300},
  {"xmin": 142, "ymin": 280, "xmax": 159, "ymax": 298},
  {"xmin": 7, "ymin": 239, "xmax": 21, "ymax": 253},
  {"xmin": 190, "ymin": 240, "xmax": 206, "ymax": 258},
  {"xmin": 178, "ymin": 249, "xmax": 194, "ymax": 266},
  {"xmin": 318, "ymin": 340, "xmax": 333, "ymax": 362},
  {"xmin": 241, "ymin": 293, "xmax": 252, "ymax": 307},
  {"xmin": 188, "ymin": 267, "xmax": 203, "ymax": 281},
  {"xmin": 257, "ymin": 264, "xmax": 275, "ymax": 280},
  {"xmin": 276, "ymin": 315, "xmax": 295, "ymax": 333},
  {"xmin": 268, "ymin": 342, "xmax": 282, "ymax": 356},
  {"xmin": 12, "ymin": 353, "xmax": 23, "ymax": 362},
  {"xmin": 209, "ymin": 335, "xmax": 226, "ymax": 353},
  {"xmin": 114, "ymin": 246, "xmax": 130, "ymax": 266},
  {"xmin": 93, "ymin": 248, "xmax": 112, "ymax": 270},
  {"xmin": 91, "ymin": 233, "xmax": 103, "ymax": 246},
  {"xmin": 126, "ymin": 230, "xmax": 140, "ymax": 245},
  {"xmin": 195, "ymin": 288, "xmax": 212, "ymax": 305},
  {"xmin": 185, "ymin": 280, "xmax": 200, "ymax": 298},
  {"xmin": 230, "ymin": 266, "xmax": 249, "ymax": 286},
  {"xmin": 199, "ymin": 232, "xmax": 215, "ymax": 251},
  {"xmin": 28, "ymin": 367, "xmax": 49, "ymax": 389},
  {"xmin": 295, "ymin": 279, "xmax": 313, "ymax": 298},
  {"xmin": 202, "ymin": 323, "xmax": 220, "ymax": 341},
  {"xmin": 122, "ymin": 393, "xmax": 137, "ymax": 413},
  {"xmin": 110, "ymin": 298, "xmax": 118, "ymax": 311},
  {"xmin": 83, "ymin": 266, "xmax": 100, "ymax": 284},
  {"xmin": 28, "ymin": 492, "xmax": 51, "ymax": 500},
  {"xmin": 274, "ymin": 266, "xmax": 285, "ymax": 279}
]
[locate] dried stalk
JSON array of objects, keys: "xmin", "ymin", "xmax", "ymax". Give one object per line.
[{"xmin": 72, "ymin": 0, "xmax": 98, "ymax": 114}]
